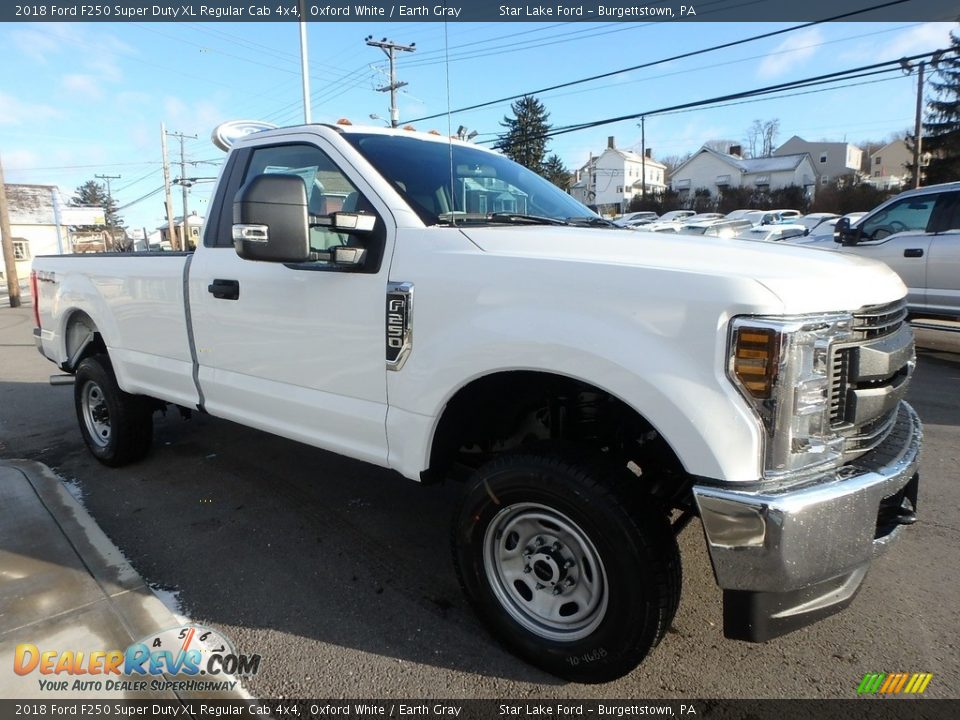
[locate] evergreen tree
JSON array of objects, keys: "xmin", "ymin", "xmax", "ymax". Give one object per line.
[
  {"xmin": 542, "ymin": 153, "xmax": 571, "ymax": 190},
  {"xmin": 919, "ymin": 32, "xmax": 960, "ymax": 185},
  {"xmin": 70, "ymin": 180, "xmax": 125, "ymax": 231},
  {"xmin": 495, "ymin": 95, "xmax": 551, "ymax": 172}
]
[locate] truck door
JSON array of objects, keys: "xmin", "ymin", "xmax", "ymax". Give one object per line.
[
  {"xmin": 924, "ymin": 191, "xmax": 960, "ymax": 316},
  {"xmin": 188, "ymin": 136, "xmax": 394, "ymax": 466},
  {"xmin": 850, "ymin": 193, "xmax": 941, "ymax": 309}
]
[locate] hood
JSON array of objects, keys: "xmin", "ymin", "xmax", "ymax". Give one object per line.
[{"xmin": 459, "ymin": 226, "xmax": 907, "ymax": 314}]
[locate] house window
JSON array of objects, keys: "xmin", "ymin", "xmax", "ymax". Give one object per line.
[
  {"xmin": 819, "ymin": 153, "xmax": 828, "ymax": 163},
  {"xmin": 821, "ymin": 175, "xmax": 830, "ymax": 185},
  {"xmin": 13, "ymin": 239, "xmax": 30, "ymax": 261},
  {"xmin": 616, "ymin": 186, "xmax": 623, "ymax": 193},
  {"xmin": 874, "ymin": 156, "xmax": 881, "ymax": 165},
  {"xmin": 874, "ymin": 170, "xmax": 881, "ymax": 177}
]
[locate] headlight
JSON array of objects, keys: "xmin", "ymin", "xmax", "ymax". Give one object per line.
[{"xmin": 729, "ymin": 313, "xmax": 854, "ymax": 479}]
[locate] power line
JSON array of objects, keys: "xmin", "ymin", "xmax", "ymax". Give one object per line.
[
  {"xmin": 406, "ymin": 0, "xmax": 911, "ymax": 124},
  {"xmin": 525, "ymin": 50, "xmax": 941, "ymax": 143}
]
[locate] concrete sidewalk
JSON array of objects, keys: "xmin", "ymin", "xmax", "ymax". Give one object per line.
[{"xmin": 0, "ymin": 459, "xmax": 248, "ymax": 701}]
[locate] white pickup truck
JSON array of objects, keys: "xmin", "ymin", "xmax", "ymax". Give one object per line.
[{"xmin": 33, "ymin": 123, "xmax": 922, "ymax": 683}]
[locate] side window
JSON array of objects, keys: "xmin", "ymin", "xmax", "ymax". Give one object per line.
[
  {"xmin": 927, "ymin": 191, "xmax": 960, "ymax": 234},
  {"xmin": 860, "ymin": 194, "xmax": 939, "ymax": 240},
  {"xmin": 242, "ymin": 144, "xmax": 378, "ymax": 257}
]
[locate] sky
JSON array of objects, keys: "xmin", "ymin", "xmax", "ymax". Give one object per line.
[{"xmin": 0, "ymin": 18, "xmax": 956, "ymax": 232}]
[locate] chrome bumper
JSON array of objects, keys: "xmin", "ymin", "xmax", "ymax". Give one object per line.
[{"xmin": 692, "ymin": 401, "xmax": 921, "ymax": 641}]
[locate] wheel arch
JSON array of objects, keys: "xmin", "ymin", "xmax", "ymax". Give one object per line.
[
  {"xmin": 424, "ymin": 369, "xmax": 690, "ymax": 501},
  {"xmin": 61, "ymin": 310, "xmax": 108, "ymax": 372}
]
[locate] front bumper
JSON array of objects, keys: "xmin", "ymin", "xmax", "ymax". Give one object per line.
[{"xmin": 692, "ymin": 400, "xmax": 921, "ymax": 641}]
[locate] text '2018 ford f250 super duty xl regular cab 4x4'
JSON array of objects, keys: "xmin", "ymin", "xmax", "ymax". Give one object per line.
[{"xmin": 32, "ymin": 121, "xmax": 922, "ymax": 683}]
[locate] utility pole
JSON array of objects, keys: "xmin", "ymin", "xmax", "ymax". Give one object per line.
[
  {"xmin": 160, "ymin": 123, "xmax": 178, "ymax": 251},
  {"xmin": 299, "ymin": 0, "xmax": 311, "ymax": 123},
  {"xmin": 166, "ymin": 130, "xmax": 197, "ymax": 249},
  {"xmin": 640, "ymin": 115, "xmax": 647, "ymax": 200},
  {"xmin": 0, "ymin": 154, "xmax": 21, "ymax": 307},
  {"xmin": 365, "ymin": 36, "xmax": 416, "ymax": 128},
  {"xmin": 912, "ymin": 61, "xmax": 925, "ymax": 189},
  {"xmin": 95, "ymin": 173, "xmax": 120, "ymax": 250}
]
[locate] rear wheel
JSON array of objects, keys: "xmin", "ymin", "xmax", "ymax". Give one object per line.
[
  {"xmin": 74, "ymin": 354, "xmax": 154, "ymax": 466},
  {"xmin": 452, "ymin": 454, "xmax": 681, "ymax": 683}
]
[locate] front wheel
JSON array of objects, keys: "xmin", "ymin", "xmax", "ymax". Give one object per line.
[
  {"xmin": 74, "ymin": 354, "xmax": 154, "ymax": 467},
  {"xmin": 451, "ymin": 454, "xmax": 681, "ymax": 683}
]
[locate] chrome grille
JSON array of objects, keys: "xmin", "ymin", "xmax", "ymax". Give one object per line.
[
  {"xmin": 828, "ymin": 298, "xmax": 913, "ymax": 460},
  {"xmin": 851, "ymin": 298, "xmax": 908, "ymax": 340}
]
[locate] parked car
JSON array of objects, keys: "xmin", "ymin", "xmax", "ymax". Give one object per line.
[
  {"xmin": 797, "ymin": 213, "xmax": 840, "ymax": 233},
  {"xmin": 680, "ymin": 219, "xmax": 754, "ymax": 239},
  {"xmin": 772, "ymin": 209, "xmax": 802, "ymax": 222},
  {"xmin": 833, "ymin": 182, "xmax": 960, "ymax": 319},
  {"xmin": 614, "ymin": 211, "xmax": 658, "ymax": 227},
  {"xmin": 742, "ymin": 210, "xmax": 778, "ymax": 227},
  {"xmin": 658, "ymin": 210, "xmax": 696, "ymax": 222},
  {"xmin": 736, "ymin": 223, "xmax": 810, "ymax": 243}
]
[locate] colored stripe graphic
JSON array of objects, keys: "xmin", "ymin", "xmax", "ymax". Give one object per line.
[{"xmin": 858, "ymin": 672, "xmax": 933, "ymax": 694}]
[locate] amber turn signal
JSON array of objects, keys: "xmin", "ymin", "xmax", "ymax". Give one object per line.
[{"xmin": 733, "ymin": 326, "xmax": 780, "ymax": 398}]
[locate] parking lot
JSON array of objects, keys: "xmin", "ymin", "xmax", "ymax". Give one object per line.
[{"xmin": 1, "ymin": 303, "xmax": 957, "ymax": 699}]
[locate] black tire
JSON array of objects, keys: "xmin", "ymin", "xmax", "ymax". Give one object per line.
[
  {"xmin": 74, "ymin": 354, "xmax": 154, "ymax": 467},
  {"xmin": 452, "ymin": 454, "xmax": 681, "ymax": 683}
]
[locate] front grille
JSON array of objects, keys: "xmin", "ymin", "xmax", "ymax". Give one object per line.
[
  {"xmin": 828, "ymin": 299, "xmax": 913, "ymax": 460},
  {"xmin": 851, "ymin": 299, "xmax": 908, "ymax": 339}
]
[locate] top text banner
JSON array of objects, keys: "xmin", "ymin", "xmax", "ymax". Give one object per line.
[{"xmin": 4, "ymin": 0, "xmax": 958, "ymax": 23}]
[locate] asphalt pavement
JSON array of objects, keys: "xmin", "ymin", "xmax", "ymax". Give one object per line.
[{"xmin": 1, "ymin": 301, "xmax": 958, "ymax": 700}]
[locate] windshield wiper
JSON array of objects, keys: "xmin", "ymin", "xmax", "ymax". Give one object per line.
[
  {"xmin": 487, "ymin": 213, "xmax": 570, "ymax": 226},
  {"xmin": 565, "ymin": 216, "xmax": 618, "ymax": 228}
]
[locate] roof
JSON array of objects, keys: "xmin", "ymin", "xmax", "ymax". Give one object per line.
[
  {"xmin": 775, "ymin": 135, "xmax": 860, "ymax": 152},
  {"xmin": 600, "ymin": 146, "xmax": 666, "ymax": 169},
  {"xmin": 3, "ymin": 184, "xmax": 59, "ymax": 225},
  {"xmin": 672, "ymin": 146, "xmax": 811, "ymax": 177}
]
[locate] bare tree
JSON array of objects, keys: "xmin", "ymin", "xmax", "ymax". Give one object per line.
[
  {"xmin": 745, "ymin": 120, "xmax": 763, "ymax": 158},
  {"xmin": 761, "ymin": 119, "xmax": 780, "ymax": 157}
]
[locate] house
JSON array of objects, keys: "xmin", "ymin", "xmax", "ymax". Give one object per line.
[
  {"xmin": 866, "ymin": 139, "xmax": 913, "ymax": 190},
  {"xmin": 669, "ymin": 146, "xmax": 817, "ymax": 199},
  {"xmin": 0, "ymin": 184, "xmax": 71, "ymax": 282},
  {"xmin": 571, "ymin": 137, "xmax": 668, "ymax": 214},
  {"xmin": 774, "ymin": 136, "xmax": 862, "ymax": 186},
  {"xmin": 158, "ymin": 213, "xmax": 205, "ymax": 250}
]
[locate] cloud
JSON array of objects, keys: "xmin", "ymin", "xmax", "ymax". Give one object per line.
[
  {"xmin": 61, "ymin": 74, "xmax": 104, "ymax": 100},
  {"xmin": 0, "ymin": 91, "xmax": 60, "ymax": 125},
  {"xmin": 758, "ymin": 29, "xmax": 824, "ymax": 79},
  {"xmin": 881, "ymin": 22, "xmax": 956, "ymax": 59}
]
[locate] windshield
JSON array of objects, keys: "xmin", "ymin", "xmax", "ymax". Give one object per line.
[{"xmin": 342, "ymin": 133, "xmax": 596, "ymax": 226}]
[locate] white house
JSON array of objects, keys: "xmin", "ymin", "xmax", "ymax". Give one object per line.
[
  {"xmin": 158, "ymin": 213, "xmax": 205, "ymax": 250},
  {"xmin": 774, "ymin": 136, "xmax": 862, "ymax": 186},
  {"xmin": 0, "ymin": 184, "xmax": 71, "ymax": 282},
  {"xmin": 571, "ymin": 137, "xmax": 667, "ymax": 213},
  {"xmin": 867, "ymin": 139, "xmax": 913, "ymax": 190},
  {"xmin": 670, "ymin": 146, "xmax": 817, "ymax": 199}
]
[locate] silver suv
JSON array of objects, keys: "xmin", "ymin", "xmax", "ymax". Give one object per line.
[{"xmin": 835, "ymin": 181, "xmax": 960, "ymax": 319}]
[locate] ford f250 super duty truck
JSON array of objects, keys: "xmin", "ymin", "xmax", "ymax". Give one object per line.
[{"xmin": 32, "ymin": 122, "xmax": 922, "ymax": 683}]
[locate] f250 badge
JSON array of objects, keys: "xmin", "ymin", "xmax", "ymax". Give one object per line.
[{"xmin": 386, "ymin": 282, "xmax": 414, "ymax": 371}]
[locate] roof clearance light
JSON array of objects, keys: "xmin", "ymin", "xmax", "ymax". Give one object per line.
[
  {"xmin": 336, "ymin": 118, "xmax": 353, "ymax": 125},
  {"xmin": 402, "ymin": 125, "xmax": 416, "ymax": 131},
  {"xmin": 211, "ymin": 120, "xmax": 278, "ymax": 152}
]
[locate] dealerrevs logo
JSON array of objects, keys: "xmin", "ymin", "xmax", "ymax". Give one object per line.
[{"xmin": 14, "ymin": 624, "xmax": 261, "ymax": 693}]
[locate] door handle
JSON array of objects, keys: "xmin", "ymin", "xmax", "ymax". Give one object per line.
[
  {"xmin": 903, "ymin": 248, "xmax": 924, "ymax": 258},
  {"xmin": 208, "ymin": 279, "xmax": 239, "ymax": 300}
]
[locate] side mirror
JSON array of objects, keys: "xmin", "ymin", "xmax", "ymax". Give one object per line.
[
  {"xmin": 233, "ymin": 174, "xmax": 311, "ymax": 263},
  {"xmin": 833, "ymin": 217, "xmax": 859, "ymax": 245}
]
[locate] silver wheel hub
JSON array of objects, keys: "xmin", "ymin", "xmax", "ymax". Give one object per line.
[
  {"xmin": 483, "ymin": 502, "xmax": 608, "ymax": 642},
  {"xmin": 81, "ymin": 381, "xmax": 111, "ymax": 448}
]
